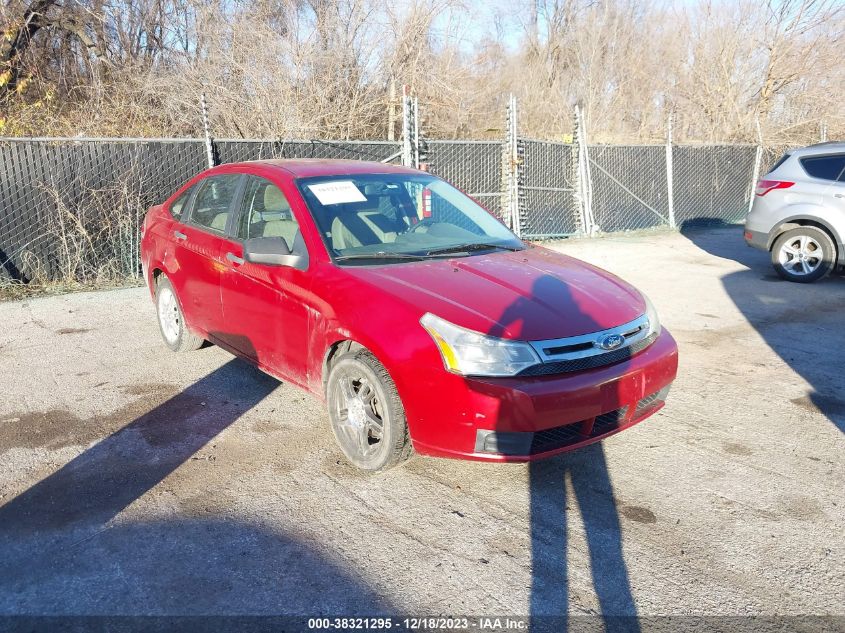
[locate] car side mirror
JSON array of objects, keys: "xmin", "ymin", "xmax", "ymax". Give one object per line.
[{"xmin": 243, "ymin": 237, "xmax": 308, "ymax": 270}]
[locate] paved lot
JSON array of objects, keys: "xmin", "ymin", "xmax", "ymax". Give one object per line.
[{"xmin": 0, "ymin": 228, "xmax": 843, "ymax": 622}]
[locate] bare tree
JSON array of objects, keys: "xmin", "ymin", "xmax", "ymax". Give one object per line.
[{"xmin": 1, "ymin": 0, "xmax": 842, "ymax": 142}]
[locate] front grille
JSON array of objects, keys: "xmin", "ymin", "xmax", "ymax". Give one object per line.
[
  {"xmin": 592, "ymin": 407, "xmax": 629, "ymax": 435},
  {"xmin": 517, "ymin": 332, "xmax": 658, "ymax": 377},
  {"xmin": 632, "ymin": 385, "xmax": 670, "ymax": 420},
  {"xmin": 633, "ymin": 391, "xmax": 661, "ymax": 418},
  {"xmin": 475, "ymin": 385, "xmax": 671, "ymax": 456},
  {"xmin": 529, "ymin": 406, "xmax": 630, "ymax": 454},
  {"xmin": 529, "ymin": 421, "xmax": 588, "ymax": 454}
]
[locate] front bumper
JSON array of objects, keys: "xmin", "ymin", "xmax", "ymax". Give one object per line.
[{"xmin": 405, "ymin": 329, "xmax": 679, "ymax": 462}]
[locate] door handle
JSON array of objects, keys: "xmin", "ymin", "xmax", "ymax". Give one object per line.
[
  {"xmin": 173, "ymin": 230, "xmax": 187, "ymax": 241},
  {"xmin": 834, "ymin": 193, "xmax": 844, "ymax": 199},
  {"xmin": 226, "ymin": 252, "xmax": 245, "ymax": 265}
]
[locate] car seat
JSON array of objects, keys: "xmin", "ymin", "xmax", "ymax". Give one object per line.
[
  {"xmin": 329, "ymin": 185, "xmax": 408, "ymax": 250},
  {"xmin": 260, "ymin": 184, "xmax": 300, "ymax": 250}
]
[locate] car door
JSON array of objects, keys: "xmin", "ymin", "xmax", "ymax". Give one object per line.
[
  {"xmin": 218, "ymin": 175, "xmax": 312, "ymax": 384},
  {"xmin": 176, "ymin": 173, "xmax": 244, "ymax": 335}
]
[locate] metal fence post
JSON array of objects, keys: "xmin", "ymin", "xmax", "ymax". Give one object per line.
[
  {"xmin": 401, "ymin": 86, "xmax": 416, "ymax": 168},
  {"xmin": 503, "ymin": 94, "xmax": 522, "ymax": 236},
  {"xmin": 574, "ymin": 105, "xmax": 596, "ymax": 235},
  {"xmin": 748, "ymin": 118, "xmax": 763, "ymax": 215},
  {"xmin": 666, "ymin": 115, "xmax": 676, "ymax": 229},
  {"xmin": 413, "ymin": 96, "xmax": 420, "ymax": 168},
  {"xmin": 200, "ymin": 92, "xmax": 216, "ymax": 168}
]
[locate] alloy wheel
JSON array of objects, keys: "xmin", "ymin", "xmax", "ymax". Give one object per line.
[
  {"xmin": 158, "ymin": 286, "xmax": 181, "ymax": 344},
  {"xmin": 330, "ymin": 370, "xmax": 385, "ymax": 459},
  {"xmin": 777, "ymin": 235, "xmax": 823, "ymax": 276}
]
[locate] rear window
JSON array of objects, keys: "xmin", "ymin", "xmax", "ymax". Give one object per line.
[
  {"xmin": 800, "ymin": 154, "xmax": 845, "ymax": 181},
  {"xmin": 169, "ymin": 186, "xmax": 194, "ymax": 220},
  {"xmin": 190, "ymin": 174, "xmax": 242, "ymax": 233}
]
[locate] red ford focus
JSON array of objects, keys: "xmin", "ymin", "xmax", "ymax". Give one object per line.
[{"xmin": 140, "ymin": 160, "xmax": 678, "ymax": 471}]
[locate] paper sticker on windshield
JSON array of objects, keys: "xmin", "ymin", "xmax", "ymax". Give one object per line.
[{"xmin": 308, "ymin": 181, "xmax": 367, "ymax": 205}]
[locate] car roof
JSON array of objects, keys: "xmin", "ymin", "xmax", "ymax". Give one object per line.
[
  {"xmin": 787, "ymin": 141, "xmax": 845, "ymax": 157},
  {"xmin": 211, "ymin": 159, "xmax": 421, "ymax": 179}
]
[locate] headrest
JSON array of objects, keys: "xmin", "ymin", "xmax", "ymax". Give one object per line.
[
  {"xmin": 363, "ymin": 183, "xmax": 388, "ymax": 196},
  {"xmin": 263, "ymin": 185, "xmax": 290, "ymax": 212}
]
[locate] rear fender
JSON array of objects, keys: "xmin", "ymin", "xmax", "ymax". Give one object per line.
[{"xmin": 766, "ymin": 206, "xmax": 844, "ymax": 262}]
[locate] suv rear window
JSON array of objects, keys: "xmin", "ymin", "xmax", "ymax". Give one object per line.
[{"xmin": 800, "ymin": 154, "xmax": 845, "ymax": 181}]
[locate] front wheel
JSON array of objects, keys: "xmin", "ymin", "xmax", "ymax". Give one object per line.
[
  {"xmin": 326, "ymin": 349, "xmax": 412, "ymax": 471},
  {"xmin": 155, "ymin": 276, "xmax": 204, "ymax": 352},
  {"xmin": 771, "ymin": 226, "xmax": 837, "ymax": 283}
]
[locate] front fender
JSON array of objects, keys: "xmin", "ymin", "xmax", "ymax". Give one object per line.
[{"xmin": 303, "ymin": 270, "xmax": 443, "ymax": 430}]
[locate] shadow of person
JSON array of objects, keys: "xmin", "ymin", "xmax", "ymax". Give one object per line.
[
  {"xmin": 682, "ymin": 227, "xmax": 845, "ymax": 434},
  {"xmin": 487, "ymin": 275, "xmax": 640, "ymax": 632},
  {"xmin": 529, "ymin": 449, "xmax": 640, "ymax": 633}
]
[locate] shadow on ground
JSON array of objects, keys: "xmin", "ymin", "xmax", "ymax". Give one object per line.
[
  {"xmin": 0, "ymin": 356, "xmax": 389, "ymax": 615},
  {"xmin": 487, "ymin": 274, "xmax": 644, "ymax": 632},
  {"xmin": 528, "ymin": 447, "xmax": 643, "ymax": 633},
  {"xmin": 682, "ymin": 225, "xmax": 845, "ymax": 434}
]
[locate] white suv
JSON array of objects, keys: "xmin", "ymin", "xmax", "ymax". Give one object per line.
[{"xmin": 744, "ymin": 142, "xmax": 845, "ymax": 283}]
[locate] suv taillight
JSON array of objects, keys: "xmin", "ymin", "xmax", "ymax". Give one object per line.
[{"xmin": 755, "ymin": 179, "xmax": 794, "ymax": 196}]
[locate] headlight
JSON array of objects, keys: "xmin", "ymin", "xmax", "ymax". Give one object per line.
[
  {"xmin": 643, "ymin": 293, "xmax": 661, "ymax": 337},
  {"xmin": 420, "ymin": 313, "xmax": 541, "ymax": 377}
]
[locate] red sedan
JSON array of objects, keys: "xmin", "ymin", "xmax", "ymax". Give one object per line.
[{"xmin": 140, "ymin": 160, "xmax": 678, "ymax": 470}]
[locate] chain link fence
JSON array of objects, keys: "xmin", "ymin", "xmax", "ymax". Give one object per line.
[
  {"xmin": 0, "ymin": 138, "xmax": 401, "ymax": 283},
  {"xmin": 520, "ymin": 140, "xmax": 579, "ymax": 237},
  {"xmin": 587, "ymin": 145, "xmax": 670, "ymax": 233},
  {"xmin": 0, "ymin": 138, "xmax": 208, "ymax": 284},
  {"xmin": 0, "ymin": 133, "xmax": 803, "ymax": 284},
  {"xmin": 428, "ymin": 141, "xmax": 503, "ymax": 220},
  {"xmin": 214, "ymin": 139, "xmax": 402, "ymax": 164},
  {"xmin": 672, "ymin": 145, "xmax": 758, "ymax": 227}
]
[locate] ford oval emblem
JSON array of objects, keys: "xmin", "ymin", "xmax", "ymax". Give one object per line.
[{"xmin": 597, "ymin": 333, "xmax": 625, "ymax": 351}]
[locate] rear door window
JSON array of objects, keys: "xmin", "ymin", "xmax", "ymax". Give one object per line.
[
  {"xmin": 189, "ymin": 175, "xmax": 242, "ymax": 234},
  {"xmin": 800, "ymin": 154, "xmax": 845, "ymax": 181}
]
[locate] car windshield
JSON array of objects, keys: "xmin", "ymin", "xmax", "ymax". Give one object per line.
[{"xmin": 296, "ymin": 173, "xmax": 523, "ymax": 264}]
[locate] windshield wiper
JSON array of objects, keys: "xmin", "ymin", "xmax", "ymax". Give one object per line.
[
  {"xmin": 425, "ymin": 243, "xmax": 522, "ymax": 256},
  {"xmin": 335, "ymin": 252, "xmax": 426, "ymax": 262}
]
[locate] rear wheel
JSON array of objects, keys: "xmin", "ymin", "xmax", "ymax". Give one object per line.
[
  {"xmin": 771, "ymin": 226, "xmax": 837, "ymax": 283},
  {"xmin": 155, "ymin": 276, "xmax": 204, "ymax": 352},
  {"xmin": 326, "ymin": 349, "xmax": 412, "ymax": 471}
]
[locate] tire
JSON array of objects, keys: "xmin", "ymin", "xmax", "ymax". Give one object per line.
[
  {"xmin": 771, "ymin": 226, "xmax": 837, "ymax": 283},
  {"xmin": 325, "ymin": 349, "xmax": 412, "ymax": 471},
  {"xmin": 155, "ymin": 276, "xmax": 204, "ymax": 352}
]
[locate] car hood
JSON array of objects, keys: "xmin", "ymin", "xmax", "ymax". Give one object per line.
[{"xmin": 345, "ymin": 246, "xmax": 647, "ymax": 341}]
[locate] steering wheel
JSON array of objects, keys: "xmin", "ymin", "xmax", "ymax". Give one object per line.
[{"xmin": 407, "ymin": 217, "xmax": 438, "ymax": 233}]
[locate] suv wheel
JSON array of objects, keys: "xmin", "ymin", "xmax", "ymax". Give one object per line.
[
  {"xmin": 771, "ymin": 226, "xmax": 837, "ymax": 283},
  {"xmin": 155, "ymin": 276, "xmax": 205, "ymax": 352},
  {"xmin": 326, "ymin": 349, "xmax": 412, "ymax": 471}
]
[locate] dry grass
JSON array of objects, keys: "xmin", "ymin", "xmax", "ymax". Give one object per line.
[{"xmin": 0, "ymin": 173, "xmax": 148, "ymax": 297}]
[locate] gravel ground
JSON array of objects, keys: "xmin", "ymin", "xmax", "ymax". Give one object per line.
[{"xmin": 0, "ymin": 228, "xmax": 842, "ymax": 625}]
